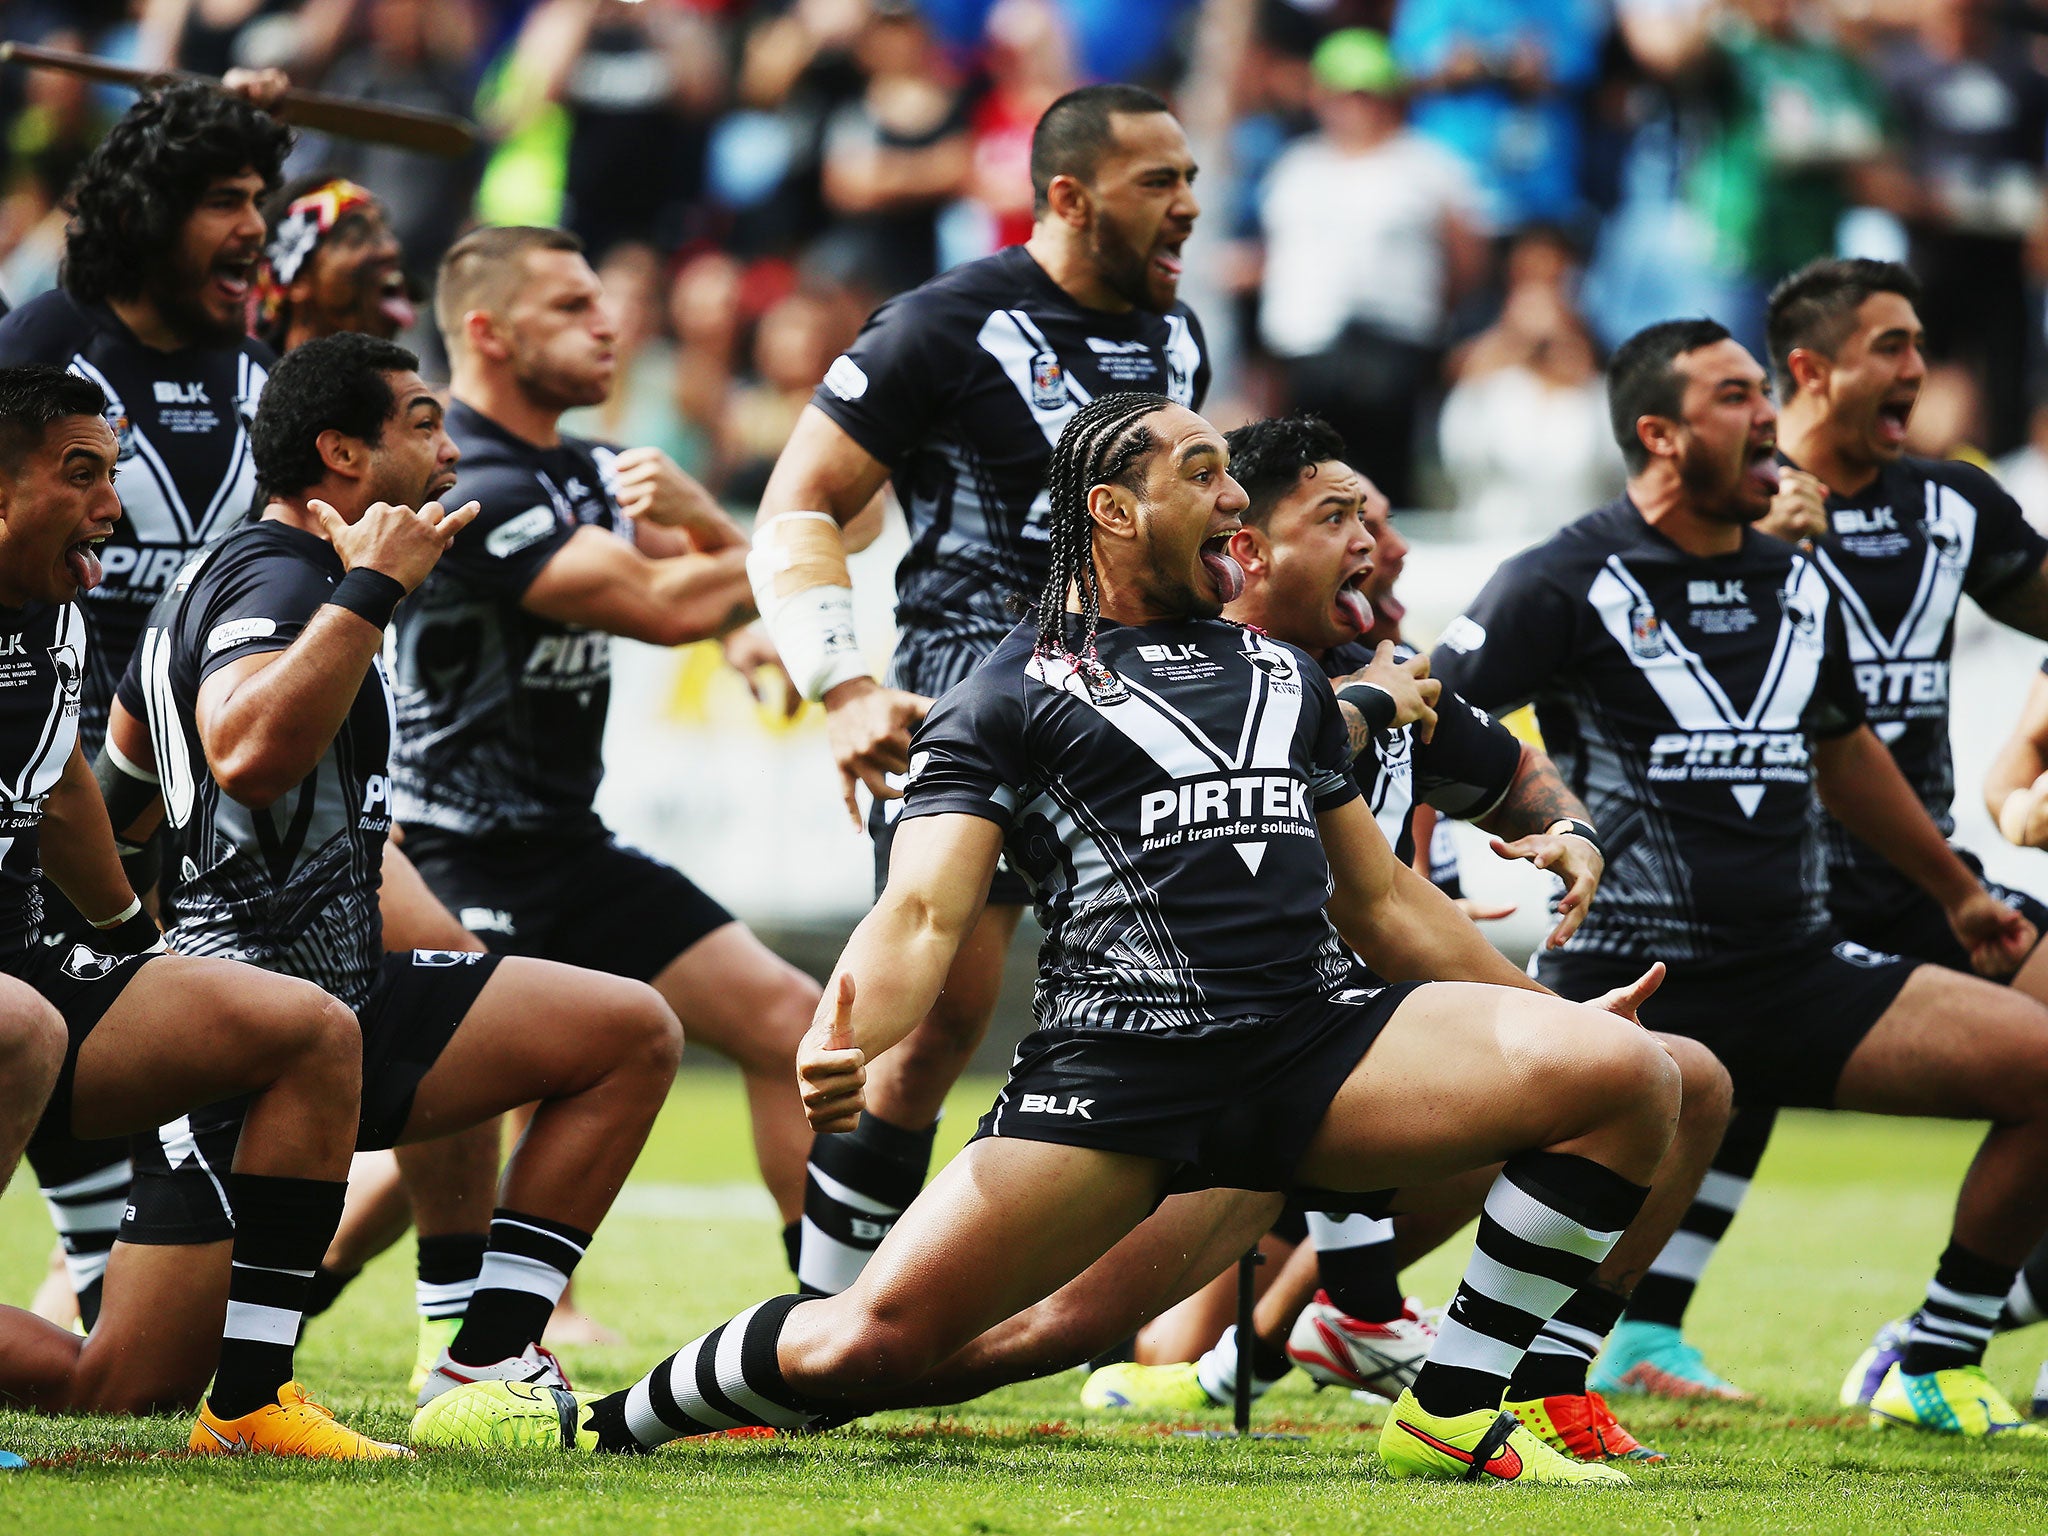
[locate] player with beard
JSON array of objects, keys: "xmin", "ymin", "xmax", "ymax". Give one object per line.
[
  {"xmin": 0, "ymin": 81, "xmax": 286, "ymax": 1333},
  {"xmin": 387, "ymin": 225, "xmax": 819, "ymax": 1306},
  {"xmin": 419, "ymin": 391, "xmax": 1686, "ymax": 1487},
  {"xmin": 255, "ymin": 175, "xmax": 419, "ymax": 354},
  {"xmin": 748, "ymin": 83, "xmax": 1212, "ymax": 1299},
  {"xmin": 1079, "ymin": 414, "xmax": 1733, "ymax": 1464},
  {"xmin": 0, "ymin": 363, "xmax": 409, "ymax": 1457},
  {"xmin": 91, "ymin": 332, "xmax": 683, "ymax": 1415},
  {"xmin": 1736, "ymin": 259, "xmax": 2048, "ymax": 1412},
  {"xmin": 1433, "ymin": 319, "xmax": 2048, "ymax": 1439}
]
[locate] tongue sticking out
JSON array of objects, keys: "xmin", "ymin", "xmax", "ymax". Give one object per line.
[
  {"xmin": 1748, "ymin": 455, "xmax": 1782, "ymax": 493},
  {"xmin": 1200, "ymin": 546, "xmax": 1245, "ymax": 603},
  {"xmin": 1336, "ymin": 586, "xmax": 1371, "ymax": 631},
  {"xmin": 66, "ymin": 543, "xmax": 102, "ymax": 593},
  {"xmin": 378, "ymin": 291, "xmax": 417, "ymax": 330}
]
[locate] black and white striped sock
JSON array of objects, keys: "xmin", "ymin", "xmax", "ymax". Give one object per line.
[
  {"xmin": 207, "ymin": 1173, "xmax": 347, "ymax": 1419},
  {"xmin": 417, "ymin": 1232, "xmax": 488, "ymax": 1324},
  {"xmin": 1507, "ymin": 1284, "xmax": 1628, "ymax": 1400},
  {"xmin": 1306, "ymin": 1211, "xmax": 1403, "ymax": 1322},
  {"xmin": 1998, "ymin": 1232, "xmax": 2048, "ymax": 1329},
  {"xmin": 1412, "ymin": 1151, "xmax": 1648, "ymax": 1419},
  {"xmin": 797, "ymin": 1113, "xmax": 934, "ymax": 1296},
  {"xmin": 32, "ymin": 1144, "xmax": 131, "ymax": 1330},
  {"xmin": 1623, "ymin": 1105, "xmax": 1775, "ymax": 1329},
  {"xmin": 1901, "ymin": 1243, "xmax": 2015, "ymax": 1375},
  {"xmin": 587, "ymin": 1295, "xmax": 824, "ymax": 1451},
  {"xmin": 447, "ymin": 1209, "xmax": 589, "ymax": 1365}
]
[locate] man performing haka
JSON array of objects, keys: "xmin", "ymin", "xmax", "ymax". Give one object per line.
[
  {"xmin": 0, "ymin": 81, "xmax": 287, "ymax": 1325},
  {"xmin": 748, "ymin": 83, "xmax": 1211, "ymax": 1295},
  {"xmin": 387, "ymin": 225, "xmax": 820, "ymax": 1277},
  {"xmin": 1621, "ymin": 259, "xmax": 2048, "ymax": 1410},
  {"xmin": 1080, "ymin": 413, "xmax": 1734, "ymax": 1464},
  {"xmin": 96, "ymin": 332, "xmax": 682, "ymax": 1414},
  {"xmin": 255, "ymin": 174, "xmax": 419, "ymax": 353},
  {"xmin": 0, "ymin": 363, "xmax": 403, "ymax": 1456},
  {"xmin": 1433, "ymin": 318, "xmax": 2048, "ymax": 1440},
  {"xmin": 418, "ymin": 391, "xmax": 1685, "ymax": 1487}
]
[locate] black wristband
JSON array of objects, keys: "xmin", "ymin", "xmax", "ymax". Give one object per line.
[
  {"xmin": 1547, "ymin": 817, "xmax": 1603, "ymax": 859},
  {"xmin": 1336, "ymin": 682, "xmax": 1399, "ymax": 737},
  {"xmin": 325, "ymin": 568, "xmax": 407, "ymax": 630},
  {"xmin": 95, "ymin": 906, "xmax": 165, "ymax": 957}
]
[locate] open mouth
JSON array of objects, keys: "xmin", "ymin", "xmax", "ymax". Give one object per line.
[
  {"xmin": 1876, "ymin": 396, "xmax": 1915, "ymax": 447},
  {"xmin": 65, "ymin": 533, "xmax": 108, "ymax": 592},
  {"xmin": 211, "ymin": 253, "xmax": 257, "ymax": 307},
  {"xmin": 374, "ymin": 267, "xmax": 417, "ymax": 332},
  {"xmin": 1152, "ymin": 238, "xmax": 1185, "ymax": 286},
  {"xmin": 1336, "ymin": 567, "xmax": 1372, "ymax": 632},
  {"xmin": 1199, "ymin": 531, "xmax": 1244, "ymax": 602},
  {"xmin": 1746, "ymin": 443, "xmax": 1781, "ymax": 494}
]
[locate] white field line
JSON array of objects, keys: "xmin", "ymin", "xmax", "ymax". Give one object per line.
[{"xmin": 612, "ymin": 1182, "xmax": 777, "ymax": 1221}]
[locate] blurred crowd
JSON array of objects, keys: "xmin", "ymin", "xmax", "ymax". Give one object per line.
[{"xmin": 6, "ymin": 0, "xmax": 2048, "ymax": 529}]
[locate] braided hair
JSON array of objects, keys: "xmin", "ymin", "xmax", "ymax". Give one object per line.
[{"xmin": 1034, "ymin": 391, "xmax": 1171, "ymax": 698}]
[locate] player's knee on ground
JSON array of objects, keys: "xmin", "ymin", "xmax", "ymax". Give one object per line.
[{"xmin": 1662, "ymin": 1034, "xmax": 1735, "ymax": 1145}]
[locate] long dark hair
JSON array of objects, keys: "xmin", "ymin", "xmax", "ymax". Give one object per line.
[{"xmin": 1033, "ymin": 392, "xmax": 1168, "ymax": 697}]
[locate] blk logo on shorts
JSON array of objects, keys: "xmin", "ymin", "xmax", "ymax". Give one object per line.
[{"xmin": 1017, "ymin": 1093, "xmax": 1093, "ymax": 1119}]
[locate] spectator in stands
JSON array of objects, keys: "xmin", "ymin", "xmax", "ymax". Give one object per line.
[
  {"xmin": 1257, "ymin": 28, "xmax": 1488, "ymax": 507},
  {"xmin": 1390, "ymin": 0, "xmax": 1607, "ymax": 232},
  {"xmin": 1439, "ymin": 225, "xmax": 1621, "ymax": 534},
  {"xmin": 1876, "ymin": 0, "xmax": 2048, "ymax": 454}
]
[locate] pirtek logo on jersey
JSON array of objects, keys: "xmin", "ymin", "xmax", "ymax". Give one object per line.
[{"xmin": 1139, "ymin": 776, "xmax": 1312, "ymax": 836}]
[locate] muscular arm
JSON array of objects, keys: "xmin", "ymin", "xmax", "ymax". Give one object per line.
[
  {"xmin": 196, "ymin": 609, "xmax": 384, "ymax": 809},
  {"xmin": 521, "ymin": 528, "xmax": 756, "ymax": 646},
  {"xmin": 1319, "ymin": 796, "xmax": 1545, "ymax": 991},
  {"xmin": 39, "ymin": 743, "xmax": 140, "ymax": 925},
  {"xmin": 1813, "ymin": 725, "xmax": 1980, "ymax": 909},
  {"xmin": 1978, "ymin": 563, "xmax": 2048, "ymax": 641},
  {"xmin": 817, "ymin": 812, "xmax": 1002, "ymax": 1062},
  {"xmin": 759, "ymin": 405, "xmax": 894, "ymax": 529},
  {"xmin": 1472, "ymin": 743, "xmax": 1587, "ymax": 839}
]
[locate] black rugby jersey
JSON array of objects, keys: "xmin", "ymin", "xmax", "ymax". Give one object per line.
[
  {"xmin": 1431, "ymin": 499, "xmax": 1865, "ymax": 963},
  {"xmin": 0, "ymin": 291, "xmax": 271, "ymax": 753},
  {"xmin": 813, "ymin": 246, "xmax": 1210, "ymax": 697},
  {"xmin": 0, "ymin": 602, "xmax": 87, "ymax": 961},
  {"xmin": 901, "ymin": 616, "xmax": 1359, "ymax": 1033},
  {"xmin": 130, "ymin": 521, "xmax": 390, "ymax": 1008},
  {"xmin": 1322, "ymin": 640, "xmax": 1522, "ymax": 864},
  {"xmin": 389, "ymin": 401, "xmax": 626, "ymax": 839},
  {"xmin": 1798, "ymin": 455, "xmax": 2047, "ymax": 929}
]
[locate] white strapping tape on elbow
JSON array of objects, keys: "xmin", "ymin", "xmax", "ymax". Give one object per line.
[{"xmin": 747, "ymin": 511, "xmax": 870, "ymax": 703}]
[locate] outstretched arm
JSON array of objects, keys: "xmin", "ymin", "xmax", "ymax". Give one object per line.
[
  {"xmin": 1816, "ymin": 724, "xmax": 2034, "ymax": 975},
  {"xmin": 797, "ymin": 812, "xmax": 1002, "ymax": 1131}
]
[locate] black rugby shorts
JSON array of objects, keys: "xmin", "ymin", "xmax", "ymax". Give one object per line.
[
  {"xmin": 1538, "ymin": 938, "xmax": 1920, "ymax": 1108},
  {"xmin": 1832, "ymin": 848, "xmax": 2048, "ymax": 984},
  {"xmin": 121, "ymin": 949, "xmax": 500, "ymax": 1244}
]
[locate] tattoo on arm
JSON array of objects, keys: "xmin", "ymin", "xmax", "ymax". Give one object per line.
[
  {"xmin": 1480, "ymin": 748, "xmax": 1589, "ymax": 838},
  {"xmin": 1338, "ymin": 699, "xmax": 1373, "ymax": 760}
]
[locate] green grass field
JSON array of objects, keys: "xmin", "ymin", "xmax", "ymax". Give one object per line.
[{"xmin": 4, "ymin": 1073, "xmax": 2048, "ymax": 1532}]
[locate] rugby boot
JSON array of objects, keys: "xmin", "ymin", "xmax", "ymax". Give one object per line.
[
  {"xmin": 412, "ymin": 1380, "xmax": 601, "ymax": 1452},
  {"xmin": 1503, "ymin": 1389, "xmax": 1666, "ymax": 1462},
  {"xmin": 1286, "ymin": 1292, "xmax": 1435, "ymax": 1402},
  {"xmin": 409, "ymin": 1315, "xmax": 462, "ymax": 1397},
  {"xmin": 190, "ymin": 1381, "xmax": 412, "ymax": 1459},
  {"xmin": 1839, "ymin": 1316, "xmax": 1911, "ymax": 1408},
  {"xmin": 1591, "ymin": 1320, "xmax": 1750, "ymax": 1400},
  {"xmin": 1868, "ymin": 1361, "xmax": 2047, "ymax": 1439},
  {"xmin": 1378, "ymin": 1388, "xmax": 1629, "ymax": 1485},
  {"xmin": 1080, "ymin": 1360, "xmax": 1218, "ymax": 1413},
  {"xmin": 416, "ymin": 1339, "xmax": 571, "ymax": 1407}
]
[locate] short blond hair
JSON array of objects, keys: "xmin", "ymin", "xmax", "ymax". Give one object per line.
[{"xmin": 434, "ymin": 225, "xmax": 584, "ymax": 355}]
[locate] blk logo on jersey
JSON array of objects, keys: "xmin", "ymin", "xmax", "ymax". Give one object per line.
[
  {"xmin": 1688, "ymin": 580, "xmax": 1745, "ymax": 604},
  {"xmin": 153, "ymin": 381, "xmax": 210, "ymax": 405},
  {"xmin": 1017, "ymin": 1093, "xmax": 1093, "ymax": 1119},
  {"xmin": 1834, "ymin": 507, "xmax": 1896, "ymax": 536}
]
